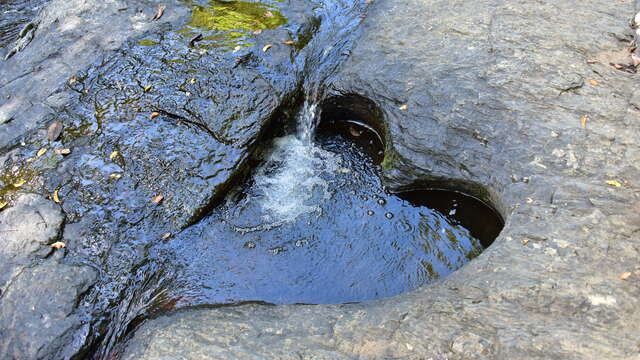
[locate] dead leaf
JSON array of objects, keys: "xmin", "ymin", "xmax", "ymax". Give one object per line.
[
  {"xmin": 143, "ymin": 85, "xmax": 153, "ymax": 92},
  {"xmin": 620, "ymin": 272, "xmax": 632, "ymax": 280},
  {"xmin": 632, "ymin": 54, "xmax": 640, "ymax": 67},
  {"xmin": 69, "ymin": 76, "xmax": 77, "ymax": 84},
  {"xmin": 588, "ymin": 79, "xmax": 599, "ymax": 86},
  {"xmin": 190, "ymin": 78, "xmax": 197, "ymax": 84},
  {"xmin": 605, "ymin": 179, "xmax": 622, "ymax": 187},
  {"xmin": 262, "ymin": 44, "xmax": 273, "ymax": 52},
  {"xmin": 282, "ymin": 41, "xmax": 295, "ymax": 45},
  {"xmin": 150, "ymin": 195, "xmax": 164, "ymax": 203},
  {"xmin": 526, "ymin": 197, "xmax": 533, "ymax": 204},
  {"xmin": 522, "ymin": 239, "xmax": 529, "ymax": 245},
  {"xmin": 399, "ymin": 104, "xmax": 408, "ymax": 111},
  {"xmin": 610, "ymin": 62, "xmax": 624, "ymax": 69},
  {"xmin": 54, "ymin": 148, "xmax": 71, "ymax": 155},
  {"xmin": 264, "ymin": 10, "xmax": 273, "ymax": 17},
  {"xmin": 161, "ymin": 232, "xmax": 172, "ymax": 240},
  {"xmin": 338, "ymin": 168, "xmax": 351, "ymax": 173},
  {"xmin": 253, "ymin": 29, "xmax": 262, "ymax": 35},
  {"xmin": 580, "ymin": 115, "xmax": 588, "ymax": 129},
  {"xmin": 12, "ymin": 180, "xmax": 25, "ymax": 188},
  {"xmin": 53, "ymin": 190, "xmax": 60, "ymax": 203},
  {"xmin": 348, "ymin": 125, "xmax": 362, "ymax": 137},
  {"xmin": 36, "ymin": 148, "xmax": 48, "ymax": 157},
  {"xmin": 586, "ymin": 59, "xmax": 598, "ymax": 64},
  {"xmin": 51, "ymin": 241, "xmax": 66, "ymax": 249},
  {"xmin": 0, "ymin": 202, "xmax": 7, "ymax": 210},
  {"xmin": 47, "ymin": 121, "xmax": 63, "ymax": 142},
  {"xmin": 109, "ymin": 151, "xmax": 118, "ymax": 160},
  {"xmin": 150, "ymin": 112, "xmax": 160, "ymax": 120},
  {"xmin": 152, "ymin": 4, "xmax": 165, "ymax": 20},
  {"xmin": 233, "ymin": 45, "xmax": 241, "ymax": 53},
  {"xmin": 110, "ymin": 173, "xmax": 122, "ymax": 179}
]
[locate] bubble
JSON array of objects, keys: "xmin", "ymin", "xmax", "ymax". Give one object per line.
[
  {"xmin": 244, "ymin": 241, "xmax": 256, "ymax": 249},
  {"xmin": 367, "ymin": 210, "xmax": 374, "ymax": 216},
  {"xmin": 377, "ymin": 198, "xmax": 386, "ymax": 206},
  {"xmin": 385, "ymin": 212, "xmax": 394, "ymax": 219}
]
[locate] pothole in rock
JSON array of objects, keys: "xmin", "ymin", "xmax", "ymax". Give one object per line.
[{"xmin": 152, "ymin": 95, "xmax": 504, "ymax": 307}]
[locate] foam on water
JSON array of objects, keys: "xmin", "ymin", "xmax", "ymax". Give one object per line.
[{"xmin": 239, "ymin": 135, "xmax": 341, "ymax": 226}]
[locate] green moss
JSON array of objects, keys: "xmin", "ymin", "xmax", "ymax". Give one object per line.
[
  {"xmin": 180, "ymin": 0, "xmax": 288, "ymax": 48},
  {"xmin": 380, "ymin": 148, "xmax": 399, "ymax": 170},
  {"xmin": 138, "ymin": 39, "xmax": 160, "ymax": 46},
  {"xmin": 0, "ymin": 166, "xmax": 40, "ymax": 203}
]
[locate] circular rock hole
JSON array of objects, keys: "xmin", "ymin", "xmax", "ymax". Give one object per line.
[{"xmin": 154, "ymin": 95, "xmax": 504, "ymax": 307}]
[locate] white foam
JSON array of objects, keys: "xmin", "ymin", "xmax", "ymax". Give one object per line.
[{"xmin": 252, "ymin": 135, "xmax": 340, "ymax": 223}]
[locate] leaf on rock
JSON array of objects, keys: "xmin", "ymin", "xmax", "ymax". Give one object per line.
[
  {"xmin": 37, "ymin": 148, "xmax": 48, "ymax": 157},
  {"xmin": 605, "ymin": 180, "xmax": 622, "ymax": 187},
  {"xmin": 580, "ymin": 115, "xmax": 588, "ymax": 128},
  {"xmin": 68, "ymin": 76, "xmax": 77, "ymax": 84},
  {"xmin": 51, "ymin": 241, "xmax": 66, "ymax": 249},
  {"xmin": 47, "ymin": 121, "xmax": 63, "ymax": 142},
  {"xmin": 54, "ymin": 148, "xmax": 71, "ymax": 155},
  {"xmin": 109, "ymin": 151, "xmax": 119, "ymax": 160},
  {"xmin": 586, "ymin": 59, "xmax": 598, "ymax": 64},
  {"xmin": 53, "ymin": 190, "xmax": 61, "ymax": 203},
  {"xmin": 262, "ymin": 44, "xmax": 273, "ymax": 52},
  {"xmin": 161, "ymin": 232, "xmax": 172, "ymax": 240},
  {"xmin": 110, "ymin": 173, "xmax": 122, "ymax": 179},
  {"xmin": 152, "ymin": 4, "xmax": 165, "ymax": 20},
  {"xmin": 399, "ymin": 104, "xmax": 408, "ymax": 111},
  {"xmin": 150, "ymin": 112, "xmax": 160, "ymax": 120},
  {"xmin": 522, "ymin": 239, "xmax": 529, "ymax": 245},
  {"xmin": 143, "ymin": 85, "xmax": 153, "ymax": 92},
  {"xmin": 283, "ymin": 41, "xmax": 295, "ymax": 45},
  {"xmin": 620, "ymin": 272, "xmax": 632, "ymax": 280},
  {"xmin": 0, "ymin": 202, "xmax": 7, "ymax": 210},
  {"xmin": 588, "ymin": 79, "xmax": 599, "ymax": 86},
  {"xmin": 150, "ymin": 195, "xmax": 164, "ymax": 203}
]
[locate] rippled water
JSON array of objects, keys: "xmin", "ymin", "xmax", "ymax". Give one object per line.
[{"xmin": 152, "ymin": 124, "xmax": 485, "ymax": 305}]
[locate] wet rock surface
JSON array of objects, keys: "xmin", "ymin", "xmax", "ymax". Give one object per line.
[
  {"xmin": 123, "ymin": 0, "xmax": 640, "ymax": 359},
  {"xmin": 0, "ymin": 0, "xmax": 639, "ymax": 358}
]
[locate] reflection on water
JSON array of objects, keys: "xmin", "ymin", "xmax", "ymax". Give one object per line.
[
  {"xmin": 177, "ymin": 0, "xmax": 288, "ymax": 49},
  {"xmin": 155, "ymin": 132, "xmax": 485, "ymax": 305}
]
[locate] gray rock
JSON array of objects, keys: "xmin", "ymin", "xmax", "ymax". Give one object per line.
[
  {"xmin": 0, "ymin": 193, "xmax": 64, "ymax": 293},
  {"xmin": 121, "ymin": 0, "xmax": 640, "ymax": 359},
  {"xmin": 0, "ymin": 260, "xmax": 97, "ymax": 360}
]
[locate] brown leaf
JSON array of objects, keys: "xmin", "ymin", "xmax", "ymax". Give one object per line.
[
  {"xmin": 161, "ymin": 232, "xmax": 172, "ymax": 240},
  {"xmin": 150, "ymin": 112, "xmax": 160, "ymax": 120},
  {"xmin": 521, "ymin": 239, "xmax": 529, "ymax": 245},
  {"xmin": 262, "ymin": 44, "xmax": 273, "ymax": 52},
  {"xmin": 588, "ymin": 79, "xmax": 599, "ymax": 86},
  {"xmin": 143, "ymin": 85, "xmax": 153, "ymax": 92},
  {"xmin": 51, "ymin": 241, "xmax": 66, "ymax": 249},
  {"xmin": 150, "ymin": 195, "xmax": 164, "ymax": 203},
  {"xmin": 54, "ymin": 148, "xmax": 71, "ymax": 155},
  {"xmin": 264, "ymin": 10, "xmax": 273, "ymax": 17},
  {"xmin": 580, "ymin": 115, "xmax": 588, "ymax": 129},
  {"xmin": 620, "ymin": 272, "xmax": 632, "ymax": 280},
  {"xmin": 282, "ymin": 41, "xmax": 295, "ymax": 45},
  {"xmin": 399, "ymin": 104, "xmax": 408, "ymax": 111},
  {"xmin": 152, "ymin": 4, "xmax": 165, "ymax": 20},
  {"xmin": 47, "ymin": 121, "xmax": 63, "ymax": 141},
  {"xmin": 53, "ymin": 190, "xmax": 61, "ymax": 204},
  {"xmin": 68, "ymin": 76, "xmax": 77, "ymax": 84},
  {"xmin": 586, "ymin": 59, "xmax": 598, "ymax": 64},
  {"xmin": 610, "ymin": 62, "xmax": 623, "ymax": 69}
]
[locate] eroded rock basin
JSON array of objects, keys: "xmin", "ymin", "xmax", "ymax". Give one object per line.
[{"xmin": 152, "ymin": 127, "xmax": 503, "ymax": 307}]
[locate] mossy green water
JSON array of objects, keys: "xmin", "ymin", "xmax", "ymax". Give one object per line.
[{"xmin": 180, "ymin": 0, "xmax": 287, "ymax": 48}]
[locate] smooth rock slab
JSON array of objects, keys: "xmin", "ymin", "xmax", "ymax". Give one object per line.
[
  {"xmin": 0, "ymin": 259, "xmax": 97, "ymax": 359},
  {"xmin": 0, "ymin": 193, "xmax": 63, "ymax": 293},
  {"xmin": 122, "ymin": 0, "xmax": 640, "ymax": 359}
]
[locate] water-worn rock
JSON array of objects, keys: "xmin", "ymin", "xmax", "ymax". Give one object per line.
[
  {"xmin": 0, "ymin": 259, "xmax": 97, "ymax": 359},
  {"xmin": 0, "ymin": 193, "xmax": 63, "ymax": 293},
  {"xmin": 122, "ymin": 0, "xmax": 640, "ymax": 359}
]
